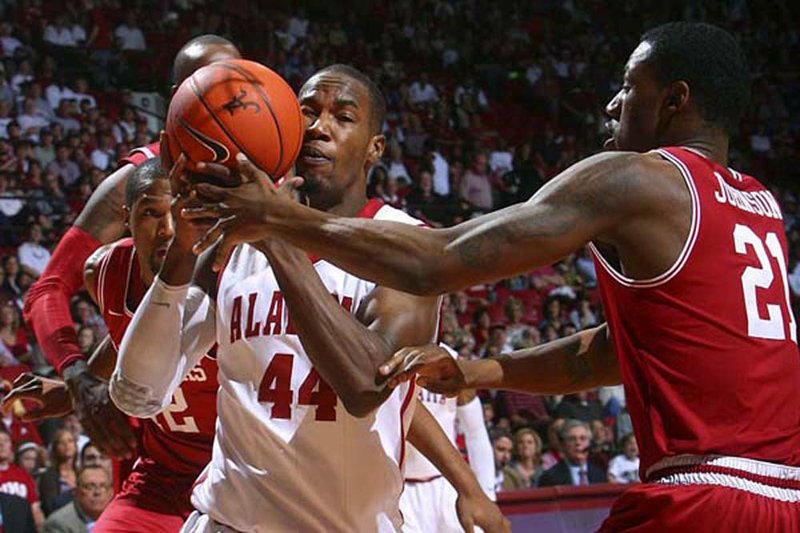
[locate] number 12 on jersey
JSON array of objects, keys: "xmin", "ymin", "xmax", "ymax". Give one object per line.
[
  {"xmin": 258, "ymin": 353, "xmax": 339, "ymax": 421},
  {"xmin": 734, "ymin": 224, "xmax": 797, "ymax": 343}
]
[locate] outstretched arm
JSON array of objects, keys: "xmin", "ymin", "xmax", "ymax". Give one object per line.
[
  {"xmin": 383, "ymin": 324, "xmax": 620, "ymax": 397},
  {"xmin": 258, "ymin": 239, "xmax": 440, "ymax": 418},
  {"xmin": 189, "ymin": 151, "xmax": 667, "ymax": 295}
]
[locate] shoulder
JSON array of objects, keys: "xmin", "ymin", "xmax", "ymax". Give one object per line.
[{"xmin": 84, "ymin": 239, "xmax": 131, "ymax": 304}]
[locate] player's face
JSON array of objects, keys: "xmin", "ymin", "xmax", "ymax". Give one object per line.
[
  {"xmin": 297, "ymin": 72, "xmax": 384, "ymax": 210},
  {"xmin": 128, "ymin": 180, "xmax": 174, "ymax": 280},
  {"xmin": 604, "ymin": 41, "xmax": 669, "ymax": 152}
]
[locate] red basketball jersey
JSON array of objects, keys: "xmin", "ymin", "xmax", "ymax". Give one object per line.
[
  {"xmin": 591, "ymin": 146, "xmax": 800, "ymax": 476},
  {"xmin": 95, "ymin": 239, "xmax": 217, "ymax": 476}
]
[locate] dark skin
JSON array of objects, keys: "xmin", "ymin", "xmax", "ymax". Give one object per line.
[
  {"xmin": 186, "ymin": 40, "xmax": 725, "ymax": 397},
  {"xmin": 165, "ymin": 70, "xmax": 508, "ymax": 532},
  {"xmin": 35, "ymin": 40, "xmax": 240, "ymax": 460}
]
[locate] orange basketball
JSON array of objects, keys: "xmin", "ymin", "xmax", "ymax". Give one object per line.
[{"xmin": 164, "ymin": 59, "xmax": 303, "ymax": 183}]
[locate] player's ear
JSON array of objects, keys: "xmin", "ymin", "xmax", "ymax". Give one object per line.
[
  {"xmin": 365, "ymin": 134, "xmax": 385, "ymax": 168},
  {"xmin": 662, "ymin": 81, "xmax": 690, "ymax": 116}
]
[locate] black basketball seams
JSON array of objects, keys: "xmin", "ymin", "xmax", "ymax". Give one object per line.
[
  {"xmin": 216, "ymin": 61, "xmax": 286, "ymax": 176},
  {"xmin": 188, "ymin": 73, "xmax": 262, "ymax": 174}
]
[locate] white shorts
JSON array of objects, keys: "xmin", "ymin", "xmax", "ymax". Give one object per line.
[
  {"xmin": 400, "ymin": 476, "xmax": 463, "ymax": 533},
  {"xmin": 181, "ymin": 511, "xmax": 241, "ymax": 533}
]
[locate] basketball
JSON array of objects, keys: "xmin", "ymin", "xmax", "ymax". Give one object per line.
[{"xmin": 164, "ymin": 59, "xmax": 303, "ymax": 183}]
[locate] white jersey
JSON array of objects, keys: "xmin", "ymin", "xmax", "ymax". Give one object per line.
[
  {"xmin": 403, "ymin": 345, "xmax": 458, "ymax": 481},
  {"xmin": 192, "ymin": 200, "xmax": 425, "ymax": 533}
]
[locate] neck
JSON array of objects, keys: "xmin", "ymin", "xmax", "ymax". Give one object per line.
[
  {"xmin": 306, "ymin": 180, "xmax": 369, "ymax": 217},
  {"xmin": 664, "ymin": 127, "xmax": 729, "ymax": 166},
  {"xmin": 519, "ymin": 457, "xmax": 536, "ymax": 469}
]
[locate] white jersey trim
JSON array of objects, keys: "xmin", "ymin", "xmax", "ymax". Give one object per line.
[
  {"xmin": 588, "ymin": 148, "xmax": 701, "ymax": 289},
  {"xmin": 654, "ymin": 472, "xmax": 800, "ymax": 503},
  {"xmin": 646, "ymin": 454, "xmax": 800, "ymax": 481}
]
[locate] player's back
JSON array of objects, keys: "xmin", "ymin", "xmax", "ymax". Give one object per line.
[
  {"xmin": 197, "ymin": 200, "xmax": 423, "ymax": 532},
  {"xmin": 591, "ymin": 146, "xmax": 800, "ymax": 477}
]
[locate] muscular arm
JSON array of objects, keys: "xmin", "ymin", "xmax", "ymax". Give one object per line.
[
  {"xmin": 465, "ymin": 324, "xmax": 620, "ymax": 394},
  {"xmin": 23, "ymin": 164, "xmax": 133, "ymax": 375},
  {"xmin": 456, "ymin": 390, "xmax": 496, "ymax": 499},
  {"xmin": 260, "ymin": 239, "xmax": 440, "ymax": 418},
  {"xmin": 262, "ymin": 152, "xmax": 676, "ymax": 295}
]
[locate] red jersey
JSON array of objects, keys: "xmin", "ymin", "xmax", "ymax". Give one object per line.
[
  {"xmin": 591, "ymin": 146, "xmax": 800, "ymax": 477},
  {"xmin": 95, "ymin": 239, "xmax": 217, "ymax": 477},
  {"xmin": 0, "ymin": 464, "xmax": 37, "ymax": 505}
]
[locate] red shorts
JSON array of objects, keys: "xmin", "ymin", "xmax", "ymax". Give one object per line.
[
  {"xmin": 600, "ymin": 455, "xmax": 800, "ymax": 532},
  {"xmin": 95, "ymin": 456, "xmax": 198, "ymax": 533}
]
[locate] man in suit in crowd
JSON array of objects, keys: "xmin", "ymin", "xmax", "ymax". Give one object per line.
[
  {"xmin": 539, "ymin": 419, "xmax": 606, "ymax": 487},
  {"xmin": 42, "ymin": 465, "xmax": 112, "ymax": 533}
]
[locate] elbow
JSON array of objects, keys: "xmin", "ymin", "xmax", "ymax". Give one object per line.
[{"xmin": 339, "ymin": 389, "xmax": 384, "ymax": 418}]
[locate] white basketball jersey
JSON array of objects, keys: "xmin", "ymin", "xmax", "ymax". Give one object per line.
[
  {"xmin": 403, "ymin": 344, "xmax": 458, "ymax": 481},
  {"xmin": 192, "ymin": 201, "xmax": 427, "ymax": 532}
]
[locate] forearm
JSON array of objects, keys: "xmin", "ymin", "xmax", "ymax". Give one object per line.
[
  {"xmin": 407, "ymin": 401, "xmax": 483, "ymax": 497},
  {"xmin": 111, "ymin": 278, "xmax": 210, "ymax": 416},
  {"xmin": 260, "ymin": 240, "xmax": 392, "ymax": 416},
  {"xmin": 464, "ymin": 324, "xmax": 621, "ymax": 394},
  {"xmin": 457, "ymin": 397, "xmax": 496, "ymax": 499}
]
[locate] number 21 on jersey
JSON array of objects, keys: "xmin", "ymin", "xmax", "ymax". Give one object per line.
[
  {"xmin": 734, "ymin": 224, "xmax": 797, "ymax": 343},
  {"xmin": 258, "ymin": 353, "xmax": 338, "ymax": 421}
]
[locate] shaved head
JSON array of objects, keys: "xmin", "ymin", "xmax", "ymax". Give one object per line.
[{"xmin": 173, "ymin": 34, "xmax": 241, "ymax": 87}]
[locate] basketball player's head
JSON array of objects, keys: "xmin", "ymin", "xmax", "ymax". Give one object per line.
[
  {"xmin": 171, "ymin": 34, "xmax": 241, "ymax": 93},
  {"xmin": 123, "ymin": 158, "xmax": 173, "ymax": 282},
  {"xmin": 296, "ymin": 64, "xmax": 386, "ymax": 210},
  {"xmin": 604, "ymin": 22, "xmax": 749, "ymax": 152}
]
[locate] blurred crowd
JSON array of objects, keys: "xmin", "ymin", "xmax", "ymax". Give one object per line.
[{"xmin": 0, "ymin": 0, "xmax": 797, "ymax": 520}]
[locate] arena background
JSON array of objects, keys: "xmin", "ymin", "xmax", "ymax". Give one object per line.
[{"xmin": 0, "ymin": 0, "xmax": 797, "ymax": 530}]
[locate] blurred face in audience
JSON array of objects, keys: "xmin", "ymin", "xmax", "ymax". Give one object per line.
[
  {"xmin": 0, "ymin": 433, "xmax": 12, "ymax": 463},
  {"xmin": 82, "ymin": 444, "xmax": 112, "ymax": 472},
  {"xmin": 54, "ymin": 429, "xmax": 77, "ymax": 463},
  {"xmin": 562, "ymin": 425, "xmax": 591, "ymax": 465},
  {"xmin": 493, "ymin": 435, "xmax": 513, "ymax": 469},
  {"xmin": 17, "ymin": 447, "xmax": 40, "ymax": 474},
  {"xmin": 515, "ymin": 431, "xmax": 540, "ymax": 462},
  {"xmin": 76, "ymin": 467, "xmax": 113, "ymax": 519},
  {"xmin": 624, "ymin": 436, "xmax": 639, "ymax": 459}
]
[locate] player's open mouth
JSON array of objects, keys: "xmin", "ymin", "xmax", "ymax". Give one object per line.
[{"xmin": 299, "ymin": 145, "xmax": 331, "ymax": 165}]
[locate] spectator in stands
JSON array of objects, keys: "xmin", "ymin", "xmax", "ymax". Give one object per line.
[
  {"xmin": 0, "ymin": 426, "xmax": 41, "ymax": 526},
  {"xmin": 502, "ymin": 428, "xmax": 544, "ymax": 490},
  {"xmin": 17, "ymin": 99, "xmax": 50, "ymax": 143},
  {"xmin": 47, "ymin": 143, "xmax": 80, "ymax": 187},
  {"xmin": 52, "ymin": 99, "xmax": 81, "ymax": 134},
  {"xmin": 38, "ymin": 428, "xmax": 78, "ymax": 516},
  {"xmin": 408, "ymin": 72, "xmax": 438, "ymax": 107},
  {"xmin": 35, "ymin": 128, "xmax": 56, "ymax": 167},
  {"xmin": 0, "ymin": 22, "xmax": 24, "ymax": 59},
  {"xmin": 62, "ymin": 415, "xmax": 89, "ymax": 456},
  {"xmin": 569, "ymin": 298, "xmax": 598, "ymax": 330},
  {"xmin": 90, "ymin": 133, "xmax": 114, "ymax": 170},
  {"xmin": 607, "ymin": 434, "xmax": 640, "ymax": 484},
  {"xmin": 42, "ymin": 465, "xmax": 112, "ymax": 533},
  {"xmin": 405, "ymin": 170, "xmax": 446, "ymax": 225},
  {"xmin": 15, "ymin": 442, "xmax": 46, "ymax": 479},
  {"xmin": 2, "ymin": 256, "xmax": 22, "ymax": 303},
  {"xmin": 18, "ymin": 224, "xmax": 51, "ymax": 278},
  {"xmin": 44, "ymin": 14, "xmax": 79, "ymax": 48},
  {"xmin": 76, "ymin": 326, "xmax": 95, "ymax": 356},
  {"xmin": 114, "ymin": 11, "xmax": 146, "ymax": 51},
  {"xmin": 10, "ymin": 60, "xmax": 34, "ymax": 94},
  {"xmin": 490, "ymin": 428, "xmax": 514, "ymax": 493},
  {"xmin": 0, "ymin": 301, "xmax": 30, "ymax": 365},
  {"xmin": 79, "ymin": 442, "xmax": 110, "ymax": 473},
  {"xmin": 460, "ymin": 151, "xmax": 493, "ymax": 211},
  {"xmin": 503, "ymin": 297, "xmax": 531, "ymax": 348},
  {"xmin": 554, "ymin": 392, "xmax": 603, "ymax": 423},
  {"xmin": 589, "ymin": 420, "xmax": 614, "ymax": 470},
  {"xmin": 112, "ymin": 106, "xmax": 137, "ymax": 142},
  {"xmin": 541, "ymin": 418, "xmax": 565, "ymax": 470},
  {"xmin": 538, "ymin": 420, "xmax": 605, "ymax": 487}
]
